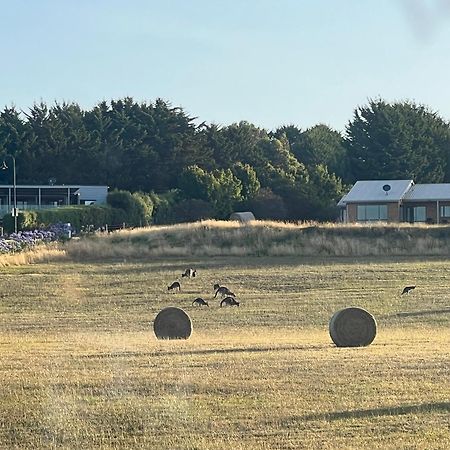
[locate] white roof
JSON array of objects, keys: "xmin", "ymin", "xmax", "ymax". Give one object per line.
[
  {"xmin": 403, "ymin": 184, "xmax": 450, "ymax": 201},
  {"xmin": 339, "ymin": 180, "xmax": 414, "ymax": 204},
  {"xmin": 230, "ymin": 211, "xmax": 256, "ymax": 222}
]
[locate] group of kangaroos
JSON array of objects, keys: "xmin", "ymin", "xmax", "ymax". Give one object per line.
[{"xmin": 167, "ymin": 267, "xmax": 240, "ymax": 307}]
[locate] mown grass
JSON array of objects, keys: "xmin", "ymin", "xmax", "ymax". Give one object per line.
[{"xmin": 1, "ymin": 254, "xmax": 450, "ymax": 449}]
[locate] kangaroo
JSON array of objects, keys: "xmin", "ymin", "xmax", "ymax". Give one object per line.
[
  {"xmin": 220, "ymin": 297, "xmax": 240, "ymax": 307},
  {"xmin": 192, "ymin": 297, "xmax": 209, "ymax": 307},
  {"xmin": 182, "ymin": 268, "xmax": 197, "ymax": 278},
  {"xmin": 213, "ymin": 283, "xmax": 221, "ymax": 291},
  {"xmin": 401, "ymin": 285, "xmax": 416, "ymax": 295},
  {"xmin": 214, "ymin": 286, "xmax": 235, "ymax": 298},
  {"xmin": 168, "ymin": 281, "xmax": 181, "ymax": 292}
]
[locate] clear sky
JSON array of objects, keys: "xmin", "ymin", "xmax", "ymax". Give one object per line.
[{"xmin": 1, "ymin": 0, "xmax": 450, "ymax": 132}]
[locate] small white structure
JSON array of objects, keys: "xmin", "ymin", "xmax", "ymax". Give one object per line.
[{"xmin": 229, "ymin": 211, "xmax": 255, "ymax": 223}]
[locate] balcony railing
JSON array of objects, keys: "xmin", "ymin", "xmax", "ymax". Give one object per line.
[{"xmin": 0, "ymin": 204, "xmax": 61, "ymax": 218}]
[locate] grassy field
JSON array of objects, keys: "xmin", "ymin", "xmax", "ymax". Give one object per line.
[{"xmin": 1, "ymin": 255, "xmax": 449, "ymax": 449}]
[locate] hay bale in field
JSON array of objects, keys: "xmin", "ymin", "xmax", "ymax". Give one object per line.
[
  {"xmin": 229, "ymin": 211, "xmax": 255, "ymax": 222},
  {"xmin": 153, "ymin": 307, "xmax": 192, "ymax": 340},
  {"xmin": 329, "ymin": 307, "xmax": 377, "ymax": 347}
]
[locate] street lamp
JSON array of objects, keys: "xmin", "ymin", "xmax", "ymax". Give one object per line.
[{"xmin": 1, "ymin": 154, "xmax": 17, "ymax": 233}]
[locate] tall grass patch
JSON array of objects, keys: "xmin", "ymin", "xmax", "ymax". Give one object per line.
[{"xmin": 63, "ymin": 220, "xmax": 450, "ymax": 260}]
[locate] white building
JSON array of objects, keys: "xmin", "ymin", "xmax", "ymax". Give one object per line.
[{"xmin": 0, "ymin": 184, "xmax": 108, "ymax": 218}]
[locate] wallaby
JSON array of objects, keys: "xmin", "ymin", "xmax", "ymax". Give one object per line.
[
  {"xmin": 182, "ymin": 268, "xmax": 197, "ymax": 278},
  {"xmin": 192, "ymin": 297, "xmax": 209, "ymax": 307},
  {"xmin": 168, "ymin": 281, "xmax": 181, "ymax": 292},
  {"xmin": 401, "ymin": 285, "xmax": 416, "ymax": 295},
  {"xmin": 220, "ymin": 297, "xmax": 240, "ymax": 307},
  {"xmin": 214, "ymin": 286, "xmax": 235, "ymax": 298}
]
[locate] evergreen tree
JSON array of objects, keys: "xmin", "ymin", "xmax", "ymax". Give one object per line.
[{"xmin": 346, "ymin": 99, "xmax": 450, "ymax": 183}]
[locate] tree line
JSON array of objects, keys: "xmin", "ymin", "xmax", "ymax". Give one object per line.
[{"xmin": 1, "ymin": 97, "xmax": 450, "ymax": 223}]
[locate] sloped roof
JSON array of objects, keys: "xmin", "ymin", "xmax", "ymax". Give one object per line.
[
  {"xmin": 403, "ymin": 184, "xmax": 450, "ymax": 201},
  {"xmin": 229, "ymin": 211, "xmax": 256, "ymax": 222},
  {"xmin": 337, "ymin": 193, "xmax": 348, "ymax": 207},
  {"xmin": 339, "ymin": 180, "xmax": 414, "ymax": 204}
]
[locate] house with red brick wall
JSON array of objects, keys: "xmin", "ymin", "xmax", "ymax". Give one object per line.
[{"xmin": 338, "ymin": 180, "xmax": 450, "ymax": 224}]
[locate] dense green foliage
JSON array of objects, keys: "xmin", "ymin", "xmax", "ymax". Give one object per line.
[
  {"xmin": 2, "ymin": 206, "xmax": 122, "ymax": 233},
  {"xmin": 1, "ymin": 97, "xmax": 450, "ymax": 223},
  {"xmin": 107, "ymin": 190, "xmax": 154, "ymax": 227},
  {"xmin": 346, "ymin": 99, "xmax": 450, "ymax": 183}
]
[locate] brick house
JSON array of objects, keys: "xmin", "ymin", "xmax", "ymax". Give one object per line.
[
  {"xmin": 402, "ymin": 184, "xmax": 450, "ymax": 224},
  {"xmin": 338, "ymin": 180, "xmax": 450, "ymax": 224}
]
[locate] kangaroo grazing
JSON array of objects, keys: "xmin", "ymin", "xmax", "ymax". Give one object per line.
[
  {"xmin": 192, "ymin": 298, "xmax": 209, "ymax": 307},
  {"xmin": 182, "ymin": 268, "xmax": 197, "ymax": 278},
  {"xmin": 214, "ymin": 286, "xmax": 235, "ymax": 298},
  {"xmin": 401, "ymin": 285, "xmax": 416, "ymax": 295},
  {"xmin": 168, "ymin": 281, "xmax": 181, "ymax": 292},
  {"xmin": 220, "ymin": 297, "xmax": 240, "ymax": 307}
]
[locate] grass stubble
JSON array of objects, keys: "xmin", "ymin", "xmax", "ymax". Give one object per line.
[{"xmin": 1, "ymin": 228, "xmax": 450, "ymax": 448}]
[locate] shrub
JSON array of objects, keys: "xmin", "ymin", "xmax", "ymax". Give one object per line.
[
  {"xmin": 0, "ymin": 228, "xmax": 59, "ymax": 254},
  {"xmin": 107, "ymin": 190, "xmax": 154, "ymax": 226},
  {"xmin": 2, "ymin": 206, "xmax": 121, "ymax": 233},
  {"xmin": 171, "ymin": 199, "xmax": 215, "ymax": 223},
  {"xmin": 132, "ymin": 192, "xmax": 154, "ymax": 226},
  {"xmin": 151, "ymin": 190, "xmax": 180, "ymax": 225},
  {"xmin": 243, "ymin": 188, "xmax": 288, "ymax": 220}
]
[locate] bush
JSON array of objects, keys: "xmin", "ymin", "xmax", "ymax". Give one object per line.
[
  {"xmin": 171, "ymin": 199, "xmax": 215, "ymax": 223},
  {"xmin": 132, "ymin": 192, "xmax": 154, "ymax": 226},
  {"xmin": 243, "ymin": 188, "xmax": 288, "ymax": 220},
  {"xmin": 151, "ymin": 190, "xmax": 181, "ymax": 225},
  {"xmin": 2, "ymin": 206, "xmax": 122, "ymax": 233},
  {"xmin": 3, "ymin": 210, "xmax": 38, "ymax": 232},
  {"xmin": 107, "ymin": 190, "xmax": 154, "ymax": 226}
]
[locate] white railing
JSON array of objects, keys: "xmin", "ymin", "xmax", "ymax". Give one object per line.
[{"xmin": 0, "ymin": 204, "xmax": 61, "ymax": 218}]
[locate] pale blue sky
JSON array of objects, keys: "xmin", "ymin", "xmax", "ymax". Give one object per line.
[{"xmin": 1, "ymin": 0, "xmax": 450, "ymax": 131}]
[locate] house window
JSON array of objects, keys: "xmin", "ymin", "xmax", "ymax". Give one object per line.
[
  {"xmin": 440, "ymin": 206, "xmax": 450, "ymax": 218},
  {"xmin": 356, "ymin": 204, "xmax": 388, "ymax": 221},
  {"xmin": 412, "ymin": 206, "xmax": 426, "ymax": 222}
]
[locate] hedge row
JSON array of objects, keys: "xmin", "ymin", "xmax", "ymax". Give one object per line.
[
  {"xmin": 2, "ymin": 205, "xmax": 127, "ymax": 233},
  {"xmin": 1, "ymin": 190, "xmax": 155, "ymax": 234}
]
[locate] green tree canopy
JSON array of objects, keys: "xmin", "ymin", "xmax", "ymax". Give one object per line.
[
  {"xmin": 346, "ymin": 99, "xmax": 450, "ymax": 183},
  {"xmin": 231, "ymin": 162, "xmax": 260, "ymax": 200}
]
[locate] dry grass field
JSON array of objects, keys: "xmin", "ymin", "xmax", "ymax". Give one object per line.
[{"xmin": 1, "ymin": 253, "xmax": 449, "ymax": 449}]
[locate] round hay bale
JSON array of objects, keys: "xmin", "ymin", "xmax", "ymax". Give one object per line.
[
  {"xmin": 153, "ymin": 307, "xmax": 192, "ymax": 340},
  {"xmin": 329, "ymin": 307, "xmax": 377, "ymax": 347}
]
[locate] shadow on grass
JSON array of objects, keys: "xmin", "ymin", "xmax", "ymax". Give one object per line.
[
  {"xmin": 300, "ymin": 402, "xmax": 450, "ymax": 421},
  {"xmin": 80, "ymin": 343, "xmax": 330, "ymax": 360},
  {"xmin": 394, "ymin": 308, "xmax": 450, "ymax": 317},
  {"xmin": 62, "ymin": 255, "xmax": 450, "ymax": 271}
]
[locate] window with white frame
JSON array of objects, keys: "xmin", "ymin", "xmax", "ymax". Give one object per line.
[
  {"xmin": 412, "ymin": 206, "xmax": 426, "ymax": 222},
  {"xmin": 440, "ymin": 205, "xmax": 450, "ymax": 218},
  {"xmin": 356, "ymin": 204, "xmax": 388, "ymax": 221}
]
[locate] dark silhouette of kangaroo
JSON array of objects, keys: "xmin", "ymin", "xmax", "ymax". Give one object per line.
[
  {"xmin": 168, "ymin": 281, "xmax": 181, "ymax": 292},
  {"xmin": 220, "ymin": 297, "xmax": 240, "ymax": 307},
  {"xmin": 192, "ymin": 298, "xmax": 209, "ymax": 307},
  {"xmin": 401, "ymin": 285, "xmax": 416, "ymax": 295},
  {"xmin": 214, "ymin": 286, "xmax": 235, "ymax": 298},
  {"xmin": 182, "ymin": 268, "xmax": 196, "ymax": 278}
]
